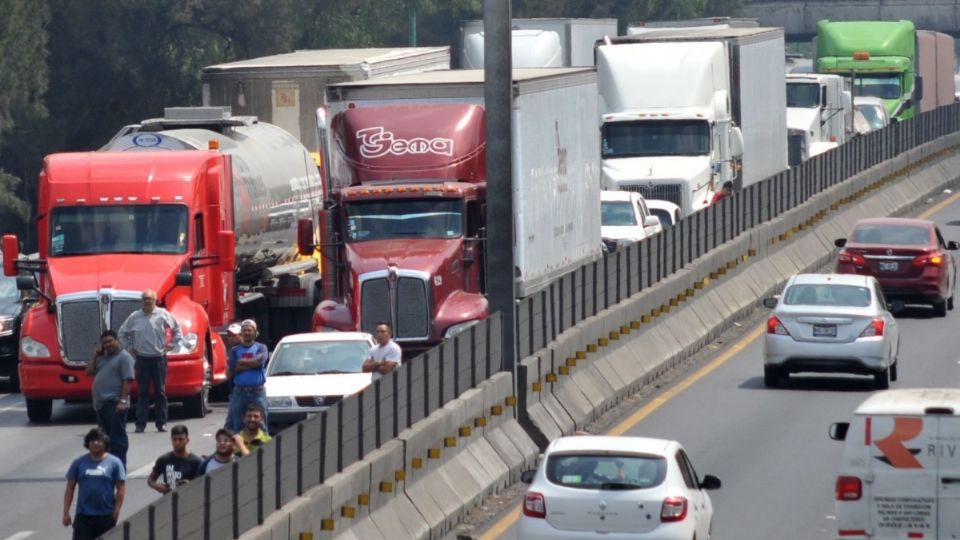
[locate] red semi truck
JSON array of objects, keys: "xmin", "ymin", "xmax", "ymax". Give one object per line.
[
  {"xmin": 2, "ymin": 107, "xmax": 323, "ymax": 421},
  {"xmin": 302, "ymin": 69, "xmax": 602, "ymax": 349}
]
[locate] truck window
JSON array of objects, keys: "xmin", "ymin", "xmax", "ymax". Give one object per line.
[
  {"xmin": 344, "ymin": 199, "xmax": 464, "ymax": 242},
  {"xmin": 786, "ymin": 83, "xmax": 821, "ymax": 108},
  {"xmin": 852, "ymin": 74, "xmax": 901, "ymax": 100},
  {"xmin": 50, "ymin": 205, "xmax": 189, "ymax": 256},
  {"xmin": 601, "ymin": 120, "xmax": 710, "ymax": 159},
  {"xmin": 466, "ymin": 200, "xmax": 482, "ymax": 237}
]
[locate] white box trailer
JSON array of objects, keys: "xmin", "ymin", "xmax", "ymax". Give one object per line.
[
  {"xmin": 201, "ymin": 48, "xmax": 450, "ymax": 151},
  {"xmin": 324, "ymin": 68, "xmax": 602, "ymax": 297},
  {"xmin": 460, "ymin": 18, "xmax": 617, "ymax": 68}
]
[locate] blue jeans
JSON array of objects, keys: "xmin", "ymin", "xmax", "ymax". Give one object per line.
[
  {"xmin": 135, "ymin": 355, "xmax": 167, "ymax": 429},
  {"xmin": 95, "ymin": 400, "xmax": 128, "ymax": 469},
  {"xmin": 226, "ymin": 386, "xmax": 269, "ymax": 434}
]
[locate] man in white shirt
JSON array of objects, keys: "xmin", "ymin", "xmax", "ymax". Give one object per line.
[{"xmin": 362, "ymin": 321, "xmax": 402, "ymax": 376}]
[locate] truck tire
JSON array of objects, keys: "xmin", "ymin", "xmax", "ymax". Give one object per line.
[
  {"xmin": 26, "ymin": 398, "xmax": 52, "ymax": 422},
  {"xmin": 184, "ymin": 346, "xmax": 212, "ymax": 418}
]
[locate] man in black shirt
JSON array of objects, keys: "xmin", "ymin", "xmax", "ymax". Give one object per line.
[{"xmin": 147, "ymin": 424, "xmax": 201, "ymax": 494}]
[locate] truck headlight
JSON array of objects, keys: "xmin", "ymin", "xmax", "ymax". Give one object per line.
[
  {"xmin": 0, "ymin": 316, "xmax": 15, "ymax": 337},
  {"xmin": 444, "ymin": 320, "xmax": 480, "ymax": 340},
  {"xmin": 268, "ymin": 396, "xmax": 294, "ymax": 408},
  {"xmin": 175, "ymin": 332, "xmax": 199, "ymax": 354},
  {"xmin": 20, "ymin": 336, "xmax": 51, "ymax": 358}
]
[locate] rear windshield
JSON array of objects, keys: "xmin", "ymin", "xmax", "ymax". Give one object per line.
[
  {"xmin": 851, "ymin": 225, "xmax": 930, "ymax": 246},
  {"xmin": 784, "ymin": 284, "xmax": 871, "ymax": 307},
  {"xmin": 545, "ymin": 453, "xmax": 666, "ymax": 490}
]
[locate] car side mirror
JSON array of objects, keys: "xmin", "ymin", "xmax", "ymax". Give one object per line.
[
  {"xmin": 643, "ymin": 215, "xmax": 661, "ymax": 228},
  {"xmin": 834, "ymin": 238, "xmax": 847, "ymax": 248},
  {"xmin": 762, "ymin": 297, "xmax": 778, "ymax": 309},
  {"xmin": 699, "ymin": 474, "xmax": 721, "ymax": 490},
  {"xmin": 520, "ymin": 469, "xmax": 537, "ymax": 484},
  {"xmin": 946, "ymin": 240, "xmax": 960, "ymax": 250},
  {"xmin": 829, "ymin": 422, "xmax": 849, "ymax": 441}
]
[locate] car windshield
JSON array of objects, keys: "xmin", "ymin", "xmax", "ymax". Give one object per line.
[
  {"xmin": 602, "ymin": 120, "xmax": 710, "ymax": 159},
  {"xmin": 851, "ymin": 225, "xmax": 930, "ymax": 246},
  {"xmin": 601, "ymin": 201, "xmax": 637, "ymax": 226},
  {"xmin": 545, "ymin": 453, "xmax": 666, "ymax": 490},
  {"xmin": 787, "ymin": 83, "xmax": 821, "ymax": 108},
  {"xmin": 784, "ymin": 284, "xmax": 872, "ymax": 307},
  {"xmin": 856, "ymin": 104, "xmax": 886, "ymax": 130},
  {"xmin": 0, "ymin": 276, "xmax": 17, "ymax": 299},
  {"xmin": 852, "ymin": 74, "xmax": 901, "ymax": 100},
  {"xmin": 344, "ymin": 199, "xmax": 463, "ymax": 242},
  {"xmin": 649, "ymin": 208, "xmax": 674, "ymax": 227},
  {"xmin": 268, "ymin": 340, "xmax": 371, "ymax": 375},
  {"xmin": 50, "ymin": 205, "xmax": 188, "ymax": 255}
]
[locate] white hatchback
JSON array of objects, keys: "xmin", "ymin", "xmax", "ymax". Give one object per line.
[
  {"xmin": 264, "ymin": 332, "xmax": 375, "ymax": 430},
  {"xmin": 518, "ymin": 435, "xmax": 720, "ymax": 540}
]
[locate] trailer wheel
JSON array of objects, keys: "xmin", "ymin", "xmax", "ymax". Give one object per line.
[{"xmin": 26, "ymin": 398, "xmax": 52, "ymax": 422}]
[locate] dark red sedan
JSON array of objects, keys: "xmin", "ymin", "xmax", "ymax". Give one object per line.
[{"xmin": 834, "ymin": 217, "xmax": 959, "ymax": 316}]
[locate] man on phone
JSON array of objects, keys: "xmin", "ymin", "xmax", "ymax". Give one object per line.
[
  {"xmin": 146, "ymin": 424, "xmax": 201, "ymax": 494},
  {"xmin": 85, "ymin": 330, "xmax": 134, "ymax": 468}
]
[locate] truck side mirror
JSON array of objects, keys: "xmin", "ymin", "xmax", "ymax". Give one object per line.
[
  {"xmin": 828, "ymin": 422, "xmax": 849, "ymax": 441},
  {"xmin": 2, "ymin": 235, "xmax": 19, "ymax": 276},
  {"xmin": 15, "ymin": 275, "xmax": 35, "ymax": 291},
  {"xmin": 730, "ymin": 127, "xmax": 744, "ymax": 158},
  {"xmin": 297, "ymin": 218, "xmax": 315, "ymax": 256},
  {"xmin": 218, "ymin": 231, "xmax": 235, "ymax": 272}
]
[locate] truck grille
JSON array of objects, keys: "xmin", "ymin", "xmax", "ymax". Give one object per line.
[
  {"xmin": 360, "ymin": 275, "xmax": 430, "ymax": 340},
  {"xmin": 621, "ymin": 184, "xmax": 683, "ymax": 208},
  {"xmin": 59, "ymin": 296, "xmax": 142, "ymax": 364}
]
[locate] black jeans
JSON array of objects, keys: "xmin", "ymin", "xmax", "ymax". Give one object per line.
[
  {"xmin": 95, "ymin": 400, "xmax": 128, "ymax": 469},
  {"xmin": 72, "ymin": 513, "xmax": 115, "ymax": 540},
  {"xmin": 135, "ymin": 354, "xmax": 167, "ymax": 429}
]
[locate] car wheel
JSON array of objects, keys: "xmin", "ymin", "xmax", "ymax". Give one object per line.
[
  {"xmin": 890, "ymin": 360, "xmax": 898, "ymax": 382},
  {"xmin": 949, "ymin": 295, "xmax": 955, "ymax": 311},
  {"xmin": 874, "ymin": 367, "xmax": 890, "ymax": 390},
  {"xmin": 763, "ymin": 366, "xmax": 783, "ymax": 388},
  {"xmin": 25, "ymin": 398, "xmax": 53, "ymax": 422},
  {"xmin": 934, "ymin": 300, "xmax": 948, "ymax": 318}
]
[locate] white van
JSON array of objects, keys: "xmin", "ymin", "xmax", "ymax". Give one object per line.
[{"xmin": 829, "ymin": 388, "xmax": 960, "ymax": 539}]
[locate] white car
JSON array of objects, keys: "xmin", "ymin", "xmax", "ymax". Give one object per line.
[
  {"xmin": 762, "ymin": 273, "xmax": 900, "ymax": 389},
  {"xmin": 518, "ymin": 435, "xmax": 720, "ymax": 539},
  {"xmin": 264, "ymin": 332, "xmax": 375, "ymax": 430},
  {"xmin": 645, "ymin": 199, "xmax": 682, "ymax": 228},
  {"xmin": 853, "ymin": 96, "xmax": 889, "ymax": 134},
  {"xmin": 601, "ymin": 191, "xmax": 662, "ymax": 249}
]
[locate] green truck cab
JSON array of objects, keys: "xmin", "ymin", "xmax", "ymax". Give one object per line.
[{"xmin": 816, "ymin": 20, "xmax": 917, "ymax": 121}]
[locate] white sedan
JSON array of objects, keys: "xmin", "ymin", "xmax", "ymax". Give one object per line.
[
  {"xmin": 763, "ymin": 273, "xmax": 900, "ymax": 389},
  {"xmin": 264, "ymin": 332, "xmax": 375, "ymax": 430},
  {"xmin": 518, "ymin": 435, "xmax": 720, "ymax": 539}
]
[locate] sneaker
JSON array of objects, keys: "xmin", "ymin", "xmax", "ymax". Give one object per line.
[
  {"xmin": 134, "ymin": 425, "xmax": 146, "ymax": 433},
  {"xmin": 157, "ymin": 424, "xmax": 167, "ymax": 433}
]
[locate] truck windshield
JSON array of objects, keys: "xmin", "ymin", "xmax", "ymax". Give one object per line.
[
  {"xmin": 601, "ymin": 201, "xmax": 638, "ymax": 226},
  {"xmin": 852, "ymin": 74, "xmax": 901, "ymax": 100},
  {"xmin": 787, "ymin": 83, "xmax": 821, "ymax": 108},
  {"xmin": 602, "ymin": 120, "xmax": 710, "ymax": 159},
  {"xmin": 50, "ymin": 205, "xmax": 189, "ymax": 256},
  {"xmin": 344, "ymin": 199, "xmax": 463, "ymax": 242}
]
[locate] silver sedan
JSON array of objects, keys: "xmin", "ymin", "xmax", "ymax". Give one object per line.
[{"xmin": 763, "ymin": 273, "xmax": 900, "ymax": 389}]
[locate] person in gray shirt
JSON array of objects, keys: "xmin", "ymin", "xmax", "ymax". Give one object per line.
[
  {"xmin": 85, "ymin": 330, "xmax": 134, "ymax": 468},
  {"xmin": 117, "ymin": 289, "xmax": 183, "ymax": 433}
]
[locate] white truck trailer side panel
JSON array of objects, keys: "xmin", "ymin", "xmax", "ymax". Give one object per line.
[
  {"xmin": 735, "ymin": 33, "xmax": 788, "ymax": 186},
  {"xmin": 325, "ymin": 69, "xmax": 602, "ymax": 298},
  {"xmin": 460, "ymin": 18, "xmax": 617, "ymax": 67}
]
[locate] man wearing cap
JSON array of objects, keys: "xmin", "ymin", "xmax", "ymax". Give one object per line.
[
  {"xmin": 225, "ymin": 322, "xmax": 242, "ymax": 350},
  {"xmin": 225, "ymin": 320, "xmax": 270, "ymax": 433},
  {"xmin": 118, "ymin": 289, "xmax": 182, "ymax": 433}
]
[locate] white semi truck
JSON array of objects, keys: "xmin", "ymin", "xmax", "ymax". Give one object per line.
[
  {"xmin": 460, "ymin": 18, "xmax": 617, "ymax": 68},
  {"xmin": 597, "ymin": 28, "xmax": 788, "ymax": 216},
  {"xmin": 786, "ymin": 73, "xmax": 850, "ymax": 163}
]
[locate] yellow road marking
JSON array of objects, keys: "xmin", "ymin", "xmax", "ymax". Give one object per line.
[{"xmin": 477, "ymin": 188, "xmax": 960, "ymax": 539}]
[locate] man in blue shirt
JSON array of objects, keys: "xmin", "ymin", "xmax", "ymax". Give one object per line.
[
  {"xmin": 62, "ymin": 427, "xmax": 126, "ymax": 540},
  {"xmin": 225, "ymin": 319, "xmax": 270, "ymax": 433}
]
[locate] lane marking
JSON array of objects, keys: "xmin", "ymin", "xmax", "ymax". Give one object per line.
[
  {"xmin": 128, "ymin": 462, "xmax": 155, "ymax": 479},
  {"xmin": 478, "ymin": 190, "xmax": 960, "ymax": 539},
  {"xmin": 4, "ymin": 532, "xmax": 35, "ymax": 540}
]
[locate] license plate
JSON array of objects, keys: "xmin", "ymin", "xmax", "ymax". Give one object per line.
[
  {"xmin": 813, "ymin": 324, "xmax": 837, "ymax": 337},
  {"xmin": 879, "ymin": 261, "xmax": 898, "ymax": 272}
]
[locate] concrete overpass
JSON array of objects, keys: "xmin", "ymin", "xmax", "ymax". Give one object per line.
[{"xmin": 741, "ymin": 0, "xmax": 960, "ymax": 40}]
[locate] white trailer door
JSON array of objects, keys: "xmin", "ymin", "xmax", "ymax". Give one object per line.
[{"xmin": 937, "ymin": 416, "xmax": 960, "ymax": 537}]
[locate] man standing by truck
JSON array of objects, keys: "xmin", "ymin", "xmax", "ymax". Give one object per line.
[
  {"xmin": 225, "ymin": 319, "xmax": 269, "ymax": 432},
  {"xmin": 85, "ymin": 330, "xmax": 134, "ymax": 468},
  {"xmin": 118, "ymin": 289, "xmax": 183, "ymax": 433}
]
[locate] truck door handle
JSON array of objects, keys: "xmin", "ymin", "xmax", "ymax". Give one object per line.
[{"xmin": 941, "ymin": 477, "xmax": 960, "ymax": 484}]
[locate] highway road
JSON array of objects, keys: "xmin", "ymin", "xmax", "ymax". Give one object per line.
[
  {"xmin": 0, "ymin": 396, "xmax": 229, "ymax": 540},
  {"xmin": 473, "ymin": 193, "xmax": 960, "ymax": 540}
]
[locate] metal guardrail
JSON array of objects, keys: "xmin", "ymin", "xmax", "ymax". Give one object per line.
[{"xmin": 104, "ymin": 103, "xmax": 960, "ymax": 540}]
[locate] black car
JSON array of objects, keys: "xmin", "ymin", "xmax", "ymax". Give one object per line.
[{"xmin": 0, "ymin": 274, "xmax": 24, "ymax": 391}]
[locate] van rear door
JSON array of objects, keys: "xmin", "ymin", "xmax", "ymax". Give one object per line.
[
  {"xmin": 865, "ymin": 415, "xmax": 938, "ymax": 536},
  {"xmin": 936, "ymin": 416, "xmax": 960, "ymax": 536}
]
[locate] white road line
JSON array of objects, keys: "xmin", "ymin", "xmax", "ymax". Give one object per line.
[
  {"xmin": 0, "ymin": 401, "xmax": 24, "ymax": 413},
  {"xmin": 4, "ymin": 532, "xmax": 35, "ymax": 540},
  {"xmin": 128, "ymin": 462, "xmax": 155, "ymax": 479}
]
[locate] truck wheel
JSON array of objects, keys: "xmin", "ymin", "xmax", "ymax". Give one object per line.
[
  {"xmin": 183, "ymin": 386, "xmax": 209, "ymax": 419},
  {"xmin": 874, "ymin": 367, "xmax": 890, "ymax": 390},
  {"xmin": 25, "ymin": 398, "xmax": 52, "ymax": 422},
  {"xmin": 763, "ymin": 366, "xmax": 782, "ymax": 388}
]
